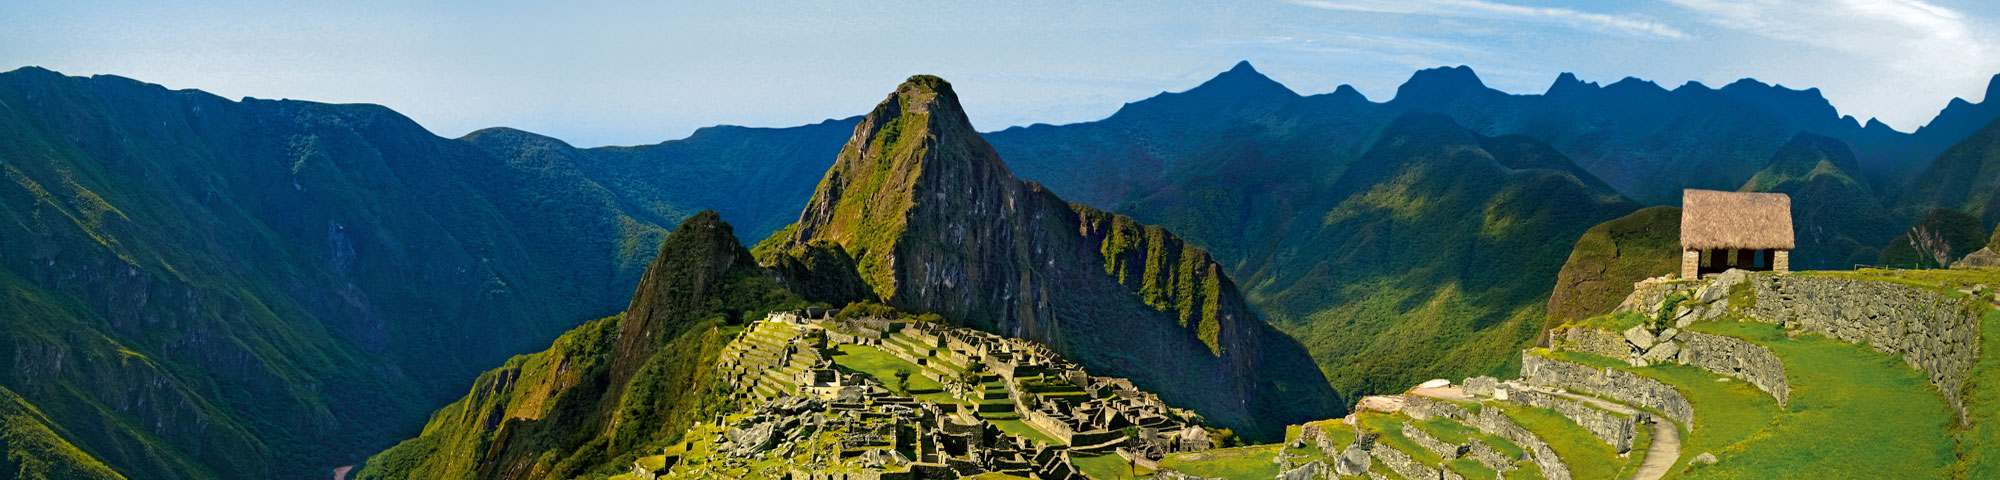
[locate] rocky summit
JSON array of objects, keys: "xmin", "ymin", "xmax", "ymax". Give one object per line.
[{"xmin": 755, "ymin": 75, "xmax": 1337, "ymax": 441}]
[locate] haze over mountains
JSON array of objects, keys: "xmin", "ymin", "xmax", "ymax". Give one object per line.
[{"xmin": 4, "ymin": 60, "xmax": 2000, "ymax": 480}]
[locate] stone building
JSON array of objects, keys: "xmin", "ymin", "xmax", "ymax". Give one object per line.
[{"xmin": 1680, "ymin": 189, "xmax": 1793, "ymax": 278}]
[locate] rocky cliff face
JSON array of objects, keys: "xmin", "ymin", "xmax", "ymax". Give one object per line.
[{"xmin": 758, "ymin": 75, "xmax": 1336, "ymax": 439}]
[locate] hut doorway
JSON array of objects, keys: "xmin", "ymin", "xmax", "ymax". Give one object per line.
[{"xmin": 1698, "ymin": 248, "xmax": 1778, "ymax": 276}]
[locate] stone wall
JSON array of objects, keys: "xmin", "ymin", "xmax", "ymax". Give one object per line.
[
  {"xmin": 1401, "ymin": 421, "xmax": 1467, "ymax": 459},
  {"xmin": 1368, "ymin": 443, "xmax": 1442, "ymax": 480},
  {"xmin": 1749, "ymin": 274, "xmax": 1981, "ymax": 422},
  {"xmin": 1464, "ymin": 438, "xmax": 1515, "ymax": 473},
  {"xmin": 1678, "ymin": 331, "xmax": 1790, "ymax": 405},
  {"xmin": 1400, "ymin": 396, "xmax": 1569, "ymax": 480},
  {"xmin": 1520, "ymin": 353, "xmax": 1693, "ymax": 428},
  {"xmin": 1502, "ymin": 386, "xmax": 1636, "ymax": 453},
  {"xmin": 1558, "ymin": 327, "xmax": 1631, "ymax": 360},
  {"xmin": 1467, "ymin": 407, "xmax": 1569, "ymax": 480}
]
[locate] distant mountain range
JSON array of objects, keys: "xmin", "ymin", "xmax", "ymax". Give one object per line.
[
  {"xmin": 0, "ymin": 66, "xmax": 850, "ymax": 478},
  {"xmin": 4, "ymin": 61, "xmax": 2000, "ymax": 479}
]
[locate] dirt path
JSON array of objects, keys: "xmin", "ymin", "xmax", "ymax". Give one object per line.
[
  {"xmin": 1632, "ymin": 419, "xmax": 1681, "ymax": 480},
  {"xmin": 1532, "ymin": 386, "xmax": 1680, "ymax": 480}
]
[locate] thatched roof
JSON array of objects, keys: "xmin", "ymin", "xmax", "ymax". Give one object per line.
[{"xmin": 1681, "ymin": 189, "xmax": 1793, "ymax": 250}]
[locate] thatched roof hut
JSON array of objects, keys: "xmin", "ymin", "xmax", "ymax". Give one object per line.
[{"xmin": 1680, "ymin": 189, "xmax": 1794, "ymax": 250}]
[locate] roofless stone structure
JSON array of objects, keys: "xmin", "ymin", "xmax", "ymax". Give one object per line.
[{"xmin": 1680, "ymin": 189, "xmax": 1793, "ymax": 279}]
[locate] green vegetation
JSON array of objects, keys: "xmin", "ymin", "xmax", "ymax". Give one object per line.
[
  {"xmin": 1544, "ymin": 206, "xmax": 1683, "ymax": 334},
  {"xmin": 829, "ymin": 344, "xmax": 943, "ymax": 394},
  {"xmin": 1545, "ymin": 308, "xmax": 1960, "ymax": 479},
  {"xmin": 1071, "ymin": 454, "xmax": 1150, "ymax": 480},
  {"xmin": 1565, "ymin": 311, "xmax": 1648, "ymax": 331},
  {"xmin": 1489, "ymin": 403, "xmax": 1636, "ymax": 480},
  {"xmin": 1955, "ymin": 310, "xmax": 2000, "ymax": 477},
  {"xmin": 1155, "ymin": 443, "xmax": 1284, "ymax": 479},
  {"xmin": 1877, "ymin": 209, "xmax": 1987, "ymax": 269},
  {"xmin": 357, "ymin": 212, "xmax": 806, "ymax": 480},
  {"xmin": 0, "ymin": 386, "xmax": 126, "ymax": 480},
  {"xmin": 0, "ymin": 67, "xmax": 856, "ymax": 478},
  {"xmin": 1738, "ymin": 133, "xmax": 1904, "ymax": 269},
  {"xmin": 749, "ymin": 74, "xmax": 1337, "ymax": 441}
]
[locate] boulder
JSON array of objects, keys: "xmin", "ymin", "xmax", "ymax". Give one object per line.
[
  {"xmin": 1462, "ymin": 376, "xmax": 1500, "ymax": 397},
  {"xmin": 1623, "ymin": 326, "xmax": 1657, "ymax": 350},
  {"xmin": 1700, "ymin": 299, "xmax": 1729, "ymax": 322},
  {"xmin": 1641, "ymin": 341, "xmax": 1680, "ymax": 365},
  {"xmin": 1692, "ymin": 452, "xmax": 1719, "ymax": 465},
  {"xmin": 1336, "ymin": 445, "xmax": 1373, "ymax": 476},
  {"xmin": 1955, "ymin": 248, "xmax": 2000, "ymax": 268},
  {"xmin": 1657, "ymin": 327, "xmax": 1679, "ymax": 343},
  {"xmin": 1702, "ymin": 269, "xmax": 1750, "ymax": 303},
  {"xmin": 1278, "ymin": 459, "xmax": 1326, "ymax": 480}
]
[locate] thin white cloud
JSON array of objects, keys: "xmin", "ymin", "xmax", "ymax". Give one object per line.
[
  {"xmin": 1289, "ymin": 0, "xmax": 1690, "ymax": 40},
  {"xmin": 1666, "ymin": 0, "xmax": 2000, "ymax": 128}
]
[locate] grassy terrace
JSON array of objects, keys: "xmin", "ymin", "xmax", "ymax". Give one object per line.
[
  {"xmin": 1489, "ymin": 402, "xmax": 1637, "ymax": 480},
  {"xmin": 1542, "ymin": 313, "xmax": 1957, "ymax": 478},
  {"xmin": 824, "ymin": 342, "xmax": 1064, "ymax": 447},
  {"xmin": 1071, "ymin": 453, "xmax": 1151, "ymax": 480},
  {"xmin": 1958, "ymin": 309, "xmax": 2000, "ymax": 477},
  {"xmin": 829, "ymin": 344, "xmax": 943, "ymax": 394},
  {"xmin": 1682, "ymin": 320, "xmax": 1954, "ymax": 478},
  {"xmin": 1155, "ymin": 443, "xmax": 1284, "ymax": 479}
]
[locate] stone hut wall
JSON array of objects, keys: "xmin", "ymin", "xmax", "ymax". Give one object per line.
[
  {"xmin": 1749, "ymin": 274, "xmax": 1981, "ymax": 422},
  {"xmin": 1519, "ymin": 354, "xmax": 1693, "ymax": 428}
]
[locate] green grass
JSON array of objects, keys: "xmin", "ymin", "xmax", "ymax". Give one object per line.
[
  {"xmin": 1491, "ymin": 402, "xmax": 1632, "ymax": 480},
  {"xmin": 985, "ymin": 417, "xmax": 1062, "ymax": 447},
  {"xmin": 1954, "ymin": 309, "xmax": 2000, "ymax": 477},
  {"xmin": 829, "ymin": 344, "xmax": 944, "ymax": 393},
  {"xmin": 1547, "ymin": 313, "xmax": 1960, "ymax": 479},
  {"xmin": 1071, "ymin": 454, "xmax": 1150, "ymax": 480},
  {"xmin": 1566, "ymin": 311, "xmax": 1647, "ymax": 331},
  {"xmin": 1154, "ymin": 443, "xmax": 1283, "ymax": 479},
  {"xmin": 1411, "ymin": 416, "xmax": 1479, "ymax": 445},
  {"xmin": 1676, "ymin": 320, "xmax": 1955, "ymax": 479}
]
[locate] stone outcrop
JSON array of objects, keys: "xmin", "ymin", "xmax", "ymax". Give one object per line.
[
  {"xmin": 1520, "ymin": 353, "xmax": 1693, "ymax": 428},
  {"xmin": 1336, "ymin": 444, "xmax": 1373, "ymax": 476},
  {"xmin": 1749, "ymin": 274, "xmax": 1981, "ymax": 422},
  {"xmin": 1277, "ymin": 459, "xmax": 1326, "ymax": 480},
  {"xmin": 1678, "ymin": 331, "xmax": 1790, "ymax": 405}
]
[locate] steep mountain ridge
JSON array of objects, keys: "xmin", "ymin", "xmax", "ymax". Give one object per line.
[
  {"xmin": 0, "ymin": 66, "xmax": 847, "ymax": 479},
  {"xmin": 1903, "ymin": 117, "xmax": 2000, "ymax": 226},
  {"xmin": 355, "ymin": 211, "xmax": 797, "ymax": 480},
  {"xmin": 757, "ymin": 75, "xmax": 1337, "ymax": 439},
  {"xmin": 1740, "ymin": 133, "xmax": 1903, "ymax": 269}
]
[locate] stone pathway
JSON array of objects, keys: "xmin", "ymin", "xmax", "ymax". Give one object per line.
[
  {"xmin": 1407, "ymin": 385, "xmax": 1477, "ymax": 402},
  {"xmin": 1534, "ymin": 386, "xmax": 1680, "ymax": 480}
]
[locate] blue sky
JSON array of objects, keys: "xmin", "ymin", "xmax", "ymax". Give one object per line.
[{"xmin": 3, "ymin": 0, "xmax": 1997, "ymax": 147}]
